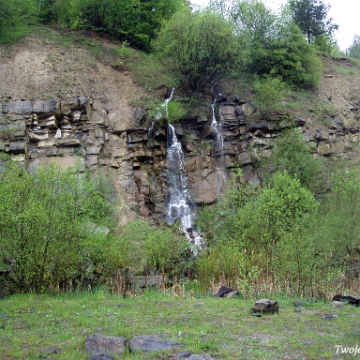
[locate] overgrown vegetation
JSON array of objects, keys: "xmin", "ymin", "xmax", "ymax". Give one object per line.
[
  {"xmin": 197, "ymin": 128, "xmax": 360, "ymax": 297},
  {"xmin": 0, "ymin": 157, "xmax": 191, "ymax": 295},
  {"xmin": 153, "ymin": 8, "xmax": 239, "ymax": 92}
]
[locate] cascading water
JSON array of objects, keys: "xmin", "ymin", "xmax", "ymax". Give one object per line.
[
  {"xmin": 147, "ymin": 88, "xmax": 203, "ymax": 249},
  {"xmin": 166, "ymin": 124, "xmax": 203, "ymax": 249},
  {"xmin": 148, "ymin": 88, "xmax": 175, "ymax": 138},
  {"xmin": 211, "ymin": 98, "xmax": 227, "ymax": 195}
]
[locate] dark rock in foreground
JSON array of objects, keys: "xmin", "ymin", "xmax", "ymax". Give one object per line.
[
  {"xmin": 213, "ymin": 286, "xmax": 239, "ymax": 298},
  {"xmin": 129, "ymin": 335, "xmax": 181, "ymax": 352},
  {"xmin": 252, "ymin": 299, "xmax": 279, "ymax": 313},
  {"xmin": 88, "ymin": 354, "xmax": 114, "ymax": 360},
  {"xmin": 332, "ymin": 294, "xmax": 360, "ymax": 306},
  {"xmin": 85, "ymin": 334, "xmax": 127, "ymax": 357}
]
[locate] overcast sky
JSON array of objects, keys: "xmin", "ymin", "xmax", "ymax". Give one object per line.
[{"xmin": 191, "ymin": 0, "xmax": 359, "ymax": 51}]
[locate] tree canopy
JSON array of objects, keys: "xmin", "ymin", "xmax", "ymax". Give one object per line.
[
  {"xmin": 289, "ymin": 0, "xmax": 338, "ymax": 44},
  {"xmin": 348, "ymin": 34, "xmax": 360, "ymax": 59},
  {"xmin": 153, "ymin": 8, "xmax": 240, "ymax": 91}
]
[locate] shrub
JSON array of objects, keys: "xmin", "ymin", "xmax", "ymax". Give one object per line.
[
  {"xmin": 0, "ymin": 157, "xmax": 115, "ymax": 293},
  {"xmin": 153, "ymin": 8, "xmax": 240, "ymax": 92},
  {"xmin": 252, "ymin": 75, "xmax": 287, "ymax": 118}
]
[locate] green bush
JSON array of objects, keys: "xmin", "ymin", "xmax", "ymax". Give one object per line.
[
  {"xmin": 246, "ymin": 25, "xmax": 322, "ymax": 89},
  {"xmin": 0, "ymin": 157, "xmax": 115, "ymax": 293},
  {"xmin": 261, "ymin": 127, "xmax": 327, "ymax": 193},
  {"xmin": 153, "ymin": 8, "xmax": 240, "ymax": 91},
  {"xmin": 252, "ymin": 75, "xmax": 287, "ymax": 118}
]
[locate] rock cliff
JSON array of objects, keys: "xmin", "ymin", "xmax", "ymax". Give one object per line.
[{"xmin": 1, "ymin": 31, "xmax": 359, "ymax": 226}]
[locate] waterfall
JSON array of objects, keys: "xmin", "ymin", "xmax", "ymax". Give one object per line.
[
  {"xmin": 166, "ymin": 124, "xmax": 203, "ymax": 249},
  {"xmin": 148, "ymin": 88, "xmax": 175, "ymax": 138},
  {"xmin": 156, "ymin": 87, "xmax": 175, "ymax": 121},
  {"xmin": 211, "ymin": 98, "xmax": 227, "ymax": 195}
]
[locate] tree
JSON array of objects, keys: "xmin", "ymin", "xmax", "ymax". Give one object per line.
[
  {"xmin": 241, "ymin": 171, "xmax": 318, "ymax": 280},
  {"xmin": 289, "ymin": 0, "xmax": 338, "ymax": 44},
  {"xmin": 231, "ymin": 0, "xmax": 277, "ymax": 44},
  {"xmin": 152, "ymin": 8, "xmax": 240, "ymax": 91},
  {"xmin": 348, "ymin": 34, "xmax": 360, "ymax": 60},
  {"xmin": 0, "ymin": 157, "xmax": 115, "ymax": 293},
  {"xmin": 261, "ymin": 127, "xmax": 326, "ymax": 193}
]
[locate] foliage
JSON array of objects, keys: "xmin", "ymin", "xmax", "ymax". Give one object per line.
[
  {"xmin": 252, "ymin": 75, "xmax": 287, "ymax": 118},
  {"xmin": 104, "ymin": 220, "xmax": 192, "ymax": 281},
  {"xmin": 0, "ymin": 157, "xmax": 115, "ymax": 293},
  {"xmin": 245, "ymin": 22, "xmax": 323, "ymax": 89},
  {"xmin": 289, "ymin": 0, "xmax": 338, "ymax": 44},
  {"xmin": 261, "ymin": 127, "xmax": 326, "ymax": 193},
  {"xmin": 241, "ymin": 172, "xmax": 318, "ymax": 267},
  {"xmin": 0, "ymin": 0, "xmax": 186, "ymax": 50},
  {"xmin": 150, "ymin": 100, "xmax": 187, "ymax": 124},
  {"xmin": 231, "ymin": 0, "xmax": 277, "ymax": 44},
  {"xmin": 347, "ymin": 34, "xmax": 360, "ymax": 60},
  {"xmin": 321, "ymin": 170, "xmax": 360, "ymax": 261},
  {"xmin": 0, "ymin": 0, "xmax": 38, "ymax": 44},
  {"xmin": 153, "ymin": 8, "xmax": 240, "ymax": 92},
  {"xmin": 197, "ymin": 169, "xmax": 328, "ymax": 296},
  {"xmin": 54, "ymin": 0, "xmax": 186, "ymax": 51}
]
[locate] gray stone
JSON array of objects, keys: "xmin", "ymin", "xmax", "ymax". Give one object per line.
[
  {"xmin": 186, "ymin": 354, "xmax": 217, "ymax": 360},
  {"xmin": 318, "ymin": 143, "xmax": 332, "ymax": 155},
  {"xmin": 86, "ymin": 147, "xmax": 101, "ymax": 155},
  {"xmin": 134, "ymin": 107, "xmax": 146, "ymax": 121},
  {"xmin": 15, "ymin": 101, "xmax": 33, "ymax": 114},
  {"xmin": 238, "ymin": 152, "xmax": 252, "ymax": 165},
  {"xmin": 95, "ymin": 129, "xmax": 104, "ymax": 138},
  {"xmin": 43, "ymin": 99, "xmax": 58, "ymax": 113},
  {"xmin": 46, "ymin": 148, "xmax": 58, "ymax": 157},
  {"xmin": 44, "ymin": 115, "xmax": 58, "ymax": 129},
  {"xmin": 331, "ymin": 301, "xmax": 345, "ymax": 308},
  {"xmin": 175, "ymin": 350, "xmax": 193, "ymax": 358},
  {"xmin": 9, "ymin": 142, "xmax": 26, "ymax": 154},
  {"xmin": 252, "ymin": 299, "xmax": 279, "ymax": 313},
  {"xmin": 88, "ymin": 354, "xmax": 114, "ymax": 360},
  {"xmin": 225, "ymin": 290, "xmax": 240, "ymax": 298},
  {"xmin": 235, "ymin": 106, "xmax": 244, "ymax": 116},
  {"xmin": 293, "ymin": 300, "xmax": 302, "ymax": 307},
  {"xmin": 32, "ymin": 100, "xmax": 44, "ymax": 113},
  {"xmin": 295, "ymin": 117, "xmax": 306, "ymax": 126},
  {"xmin": 129, "ymin": 335, "xmax": 181, "ymax": 352},
  {"xmin": 79, "ymin": 97, "xmax": 88, "ymax": 106},
  {"xmin": 56, "ymin": 138, "xmax": 81, "ymax": 147},
  {"xmin": 86, "ymin": 156, "xmax": 98, "ymax": 168},
  {"xmin": 316, "ymin": 130, "xmax": 329, "ymax": 141},
  {"xmin": 29, "ymin": 130, "xmax": 49, "ymax": 142},
  {"xmin": 85, "ymin": 334, "xmax": 127, "ymax": 357},
  {"xmin": 214, "ymin": 286, "xmax": 236, "ymax": 298}
]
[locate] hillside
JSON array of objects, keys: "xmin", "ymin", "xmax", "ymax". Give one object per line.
[
  {"xmin": 1, "ymin": 27, "xmax": 360, "ymax": 300},
  {"xmin": 1, "ymin": 28, "xmax": 360, "ymax": 218}
]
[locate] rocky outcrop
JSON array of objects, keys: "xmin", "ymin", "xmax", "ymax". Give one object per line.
[{"xmin": 1, "ymin": 92, "xmax": 360, "ymax": 225}]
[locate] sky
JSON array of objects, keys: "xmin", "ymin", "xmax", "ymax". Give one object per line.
[{"xmin": 190, "ymin": 0, "xmax": 359, "ymax": 51}]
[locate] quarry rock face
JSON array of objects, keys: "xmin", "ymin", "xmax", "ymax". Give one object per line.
[{"xmin": 1, "ymin": 95, "xmax": 360, "ymax": 224}]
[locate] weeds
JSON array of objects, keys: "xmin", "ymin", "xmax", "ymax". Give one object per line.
[{"xmin": 0, "ymin": 290, "xmax": 359, "ymax": 359}]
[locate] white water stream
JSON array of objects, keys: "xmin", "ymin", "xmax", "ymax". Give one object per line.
[{"xmin": 211, "ymin": 98, "xmax": 227, "ymax": 195}]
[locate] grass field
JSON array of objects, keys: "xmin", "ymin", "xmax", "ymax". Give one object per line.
[{"xmin": 0, "ymin": 289, "xmax": 359, "ymax": 359}]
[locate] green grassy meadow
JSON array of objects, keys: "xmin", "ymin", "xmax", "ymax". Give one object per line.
[{"xmin": 1, "ymin": 290, "xmax": 359, "ymax": 359}]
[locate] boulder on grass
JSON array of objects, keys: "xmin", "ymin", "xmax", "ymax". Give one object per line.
[
  {"xmin": 332, "ymin": 294, "xmax": 360, "ymax": 306},
  {"xmin": 85, "ymin": 334, "xmax": 126, "ymax": 357},
  {"xmin": 252, "ymin": 299, "xmax": 279, "ymax": 313},
  {"xmin": 213, "ymin": 286, "xmax": 239, "ymax": 298}
]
